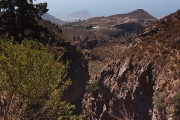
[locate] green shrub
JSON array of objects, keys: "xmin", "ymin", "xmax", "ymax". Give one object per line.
[
  {"xmin": 76, "ymin": 47, "xmax": 89, "ymax": 62},
  {"xmin": 0, "ymin": 39, "xmax": 75, "ymax": 119},
  {"xmin": 153, "ymin": 91, "xmax": 166, "ymax": 111},
  {"xmin": 171, "ymin": 93, "xmax": 180, "ymax": 119},
  {"xmin": 76, "ymin": 47, "xmax": 85, "ymax": 58}
]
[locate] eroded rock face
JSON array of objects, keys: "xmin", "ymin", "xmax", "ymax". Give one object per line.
[{"xmin": 83, "ymin": 58, "xmax": 155, "ymax": 120}]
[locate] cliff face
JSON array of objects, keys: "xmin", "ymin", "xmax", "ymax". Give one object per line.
[
  {"xmin": 98, "ymin": 58, "xmax": 154, "ymax": 119},
  {"xmin": 82, "ymin": 10, "xmax": 180, "ymax": 119},
  {"xmin": 83, "ymin": 58, "xmax": 155, "ymax": 119}
]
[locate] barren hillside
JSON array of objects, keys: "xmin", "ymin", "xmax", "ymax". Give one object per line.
[{"xmin": 82, "ymin": 9, "xmax": 180, "ymax": 120}]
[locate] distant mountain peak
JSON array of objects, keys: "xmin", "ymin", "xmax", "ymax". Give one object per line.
[
  {"xmin": 109, "ymin": 9, "xmax": 156, "ymax": 20},
  {"xmin": 81, "ymin": 10, "xmax": 90, "ymax": 13},
  {"xmin": 125, "ymin": 9, "xmax": 157, "ymax": 19},
  {"xmin": 68, "ymin": 10, "xmax": 91, "ymax": 17}
]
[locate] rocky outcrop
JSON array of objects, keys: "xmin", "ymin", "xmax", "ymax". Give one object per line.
[{"xmin": 83, "ymin": 58, "xmax": 155, "ymax": 119}]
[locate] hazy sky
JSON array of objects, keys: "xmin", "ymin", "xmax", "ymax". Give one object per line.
[{"xmin": 34, "ymin": 0, "xmax": 180, "ymax": 18}]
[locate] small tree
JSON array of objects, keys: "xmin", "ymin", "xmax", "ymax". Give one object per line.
[
  {"xmin": 0, "ymin": 39, "xmax": 75, "ymax": 119},
  {"xmin": 153, "ymin": 91, "xmax": 165, "ymax": 111},
  {"xmin": 85, "ymin": 36, "xmax": 89, "ymax": 41},
  {"xmin": 73, "ymin": 35, "xmax": 76, "ymax": 41},
  {"xmin": 77, "ymin": 35, "xmax": 80, "ymax": 41},
  {"xmin": 171, "ymin": 93, "xmax": 180, "ymax": 119}
]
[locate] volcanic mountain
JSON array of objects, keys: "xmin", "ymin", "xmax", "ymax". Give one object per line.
[{"xmin": 68, "ymin": 10, "xmax": 92, "ymax": 18}]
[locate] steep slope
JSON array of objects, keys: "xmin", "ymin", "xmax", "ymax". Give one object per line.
[
  {"xmin": 42, "ymin": 13, "xmax": 65, "ymax": 25},
  {"xmin": 83, "ymin": 9, "xmax": 180, "ymax": 120}
]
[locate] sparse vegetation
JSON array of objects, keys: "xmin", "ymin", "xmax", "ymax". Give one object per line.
[{"xmin": 86, "ymin": 80, "xmax": 99, "ymax": 92}]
